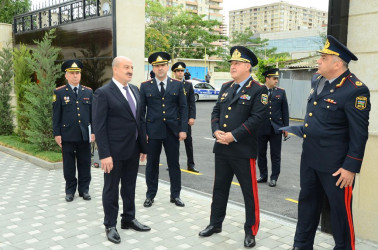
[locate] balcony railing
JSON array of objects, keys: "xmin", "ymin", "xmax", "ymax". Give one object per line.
[{"xmin": 13, "ymin": 0, "xmax": 112, "ymax": 34}]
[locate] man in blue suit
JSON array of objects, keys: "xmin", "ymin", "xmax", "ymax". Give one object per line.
[
  {"xmin": 53, "ymin": 59, "xmax": 94, "ymax": 202},
  {"xmin": 140, "ymin": 52, "xmax": 188, "ymax": 208},
  {"xmin": 92, "ymin": 56, "xmax": 150, "ymax": 244},
  {"xmin": 292, "ymin": 36, "xmax": 370, "ymax": 250},
  {"xmin": 257, "ymin": 68, "xmax": 289, "ymax": 187}
]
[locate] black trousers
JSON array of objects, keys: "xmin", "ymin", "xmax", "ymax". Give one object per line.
[
  {"xmin": 184, "ymin": 125, "xmax": 195, "ymax": 167},
  {"xmin": 257, "ymin": 127, "xmax": 282, "ymax": 181},
  {"xmin": 294, "ymin": 163, "xmax": 355, "ymax": 250},
  {"xmin": 145, "ymin": 127, "xmax": 181, "ymax": 199},
  {"xmin": 103, "ymin": 154, "xmax": 139, "ymax": 228},
  {"xmin": 210, "ymin": 154, "xmax": 260, "ymax": 235},
  {"xmin": 61, "ymin": 141, "xmax": 91, "ymax": 195}
]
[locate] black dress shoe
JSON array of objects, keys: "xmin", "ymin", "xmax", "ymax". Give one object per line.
[
  {"xmin": 105, "ymin": 227, "xmax": 121, "ymax": 244},
  {"xmin": 65, "ymin": 194, "xmax": 74, "ymax": 202},
  {"xmin": 244, "ymin": 233, "xmax": 256, "ymax": 248},
  {"xmin": 199, "ymin": 225, "xmax": 222, "ymax": 237},
  {"xmin": 143, "ymin": 198, "xmax": 154, "ymax": 207},
  {"xmin": 121, "ymin": 219, "xmax": 151, "ymax": 231},
  {"xmin": 187, "ymin": 166, "xmax": 200, "ymax": 173},
  {"xmin": 257, "ymin": 177, "xmax": 267, "ymax": 183},
  {"xmin": 269, "ymin": 180, "xmax": 277, "ymax": 187},
  {"xmin": 170, "ymin": 197, "xmax": 185, "ymax": 207},
  {"xmin": 79, "ymin": 193, "xmax": 91, "ymax": 200}
]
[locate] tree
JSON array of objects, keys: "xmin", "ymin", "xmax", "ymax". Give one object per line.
[
  {"xmin": 256, "ymin": 57, "xmax": 288, "ymax": 83},
  {"xmin": 24, "ymin": 29, "xmax": 62, "ymax": 151},
  {"xmin": 0, "ymin": 0, "xmax": 31, "ymax": 24},
  {"xmin": 13, "ymin": 44, "xmax": 33, "ymax": 141},
  {"xmin": 145, "ymin": 27, "xmax": 171, "ymax": 57},
  {"xmin": 0, "ymin": 45, "xmax": 14, "ymax": 135}
]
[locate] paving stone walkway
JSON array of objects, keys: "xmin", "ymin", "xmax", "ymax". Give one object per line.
[{"xmin": 0, "ymin": 151, "xmax": 377, "ymax": 249}]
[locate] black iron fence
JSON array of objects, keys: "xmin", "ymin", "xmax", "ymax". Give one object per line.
[{"xmin": 13, "ymin": 0, "xmax": 112, "ymax": 34}]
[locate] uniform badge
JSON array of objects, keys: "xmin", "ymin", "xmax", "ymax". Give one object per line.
[
  {"xmin": 183, "ymin": 87, "xmax": 187, "ymax": 96},
  {"xmin": 324, "ymin": 98, "xmax": 337, "ymax": 104},
  {"xmin": 53, "ymin": 94, "xmax": 56, "ymax": 102},
  {"xmin": 309, "ymin": 88, "xmax": 314, "ymax": 95},
  {"xmin": 222, "ymin": 92, "xmax": 228, "ymax": 98},
  {"xmin": 64, "ymin": 96, "xmax": 70, "ymax": 103},
  {"xmin": 355, "ymin": 96, "xmax": 367, "ymax": 110},
  {"xmin": 240, "ymin": 94, "xmax": 251, "ymax": 100},
  {"xmin": 355, "ymin": 81, "xmax": 363, "ymax": 87},
  {"xmin": 261, "ymin": 94, "xmax": 268, "ymax": 105}
]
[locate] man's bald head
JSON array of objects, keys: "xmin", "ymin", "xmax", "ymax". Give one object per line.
[{"xmin": 112, "ymin": 56, "xmax": 133, "ymax": 85}]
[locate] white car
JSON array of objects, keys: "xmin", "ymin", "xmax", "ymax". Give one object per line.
[{"xmin": 191, "ymin": 80, "xmax": 220, "ymax": 102}]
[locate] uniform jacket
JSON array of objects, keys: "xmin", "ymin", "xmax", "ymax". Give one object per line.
[
  {"xmin": 211, "ymin": 77, "xmax": 268, "ymax": 159},
  {"xmin": 301, "ymin": 70, "xmax": 370, "ymax": 174},
  {"xmin": 183, "ymin": 80, "xmax": 196, "ymax": 119},
  {"xmin": 53, "ymin": 84, "xmax": 93, "ymax": 142},
  {"xmin": 259, "ymin": 87, "xmax": 289, "ymax": 135},
  {"xmin": 92, "ymin": 80, "xmax": 147, "ymax": 161},
  {"xmin": 140, "ymin": 77, "xmax": 188, "ymax": 139}
]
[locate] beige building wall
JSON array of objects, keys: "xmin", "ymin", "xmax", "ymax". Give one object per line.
[
  {"xmin": 0, "ymin": 23, "xmax": 12, "ymax": 50},
  {"xmin": 347, "ymin": 0, "xmax": 378, "ymax": 243},
  {"xmin": 116, "ymin": 0, "xmax": 145, "ymax": 86}
]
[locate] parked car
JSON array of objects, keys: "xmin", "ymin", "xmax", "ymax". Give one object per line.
[{"xmin": 190, "ymin": 80, "xmax": 220, "ymax": 102}]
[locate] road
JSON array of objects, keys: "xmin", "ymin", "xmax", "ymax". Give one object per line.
[{"xmin": 138, "ymin": 101, "xmax": 303, "ymax": 219}]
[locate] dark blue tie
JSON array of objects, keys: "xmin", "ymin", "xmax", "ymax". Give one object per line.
[{"xmin": 124, "ymin": 85, "xmax": 136, "ymax": 118}]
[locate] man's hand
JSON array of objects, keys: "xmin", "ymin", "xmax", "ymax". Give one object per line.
[
  {"xmin": 179, "ymin": 132, "xmax": 187, "ymax": 141},
  {"xmin": 333, "ymin": 168, "xmax": 356, "ymax": 188},
  {"xmin": 283, "ymin": 130, "xmax": 288, "ymax": 138},
  {"xmin": 55, "ymin": 136, "xmax": 62, "ymax": 148},
  {"xmin": 214, "ymin": 130, "xmax": 225, "ymax": 140},
  {"xmin": 140, "ymin": 153, "xmax": 147, "ymax": 162},
  {"xmin": 91, "ymin": 133, "xmax": 95, "ymax": 142},
  {"xmin": 188, "ymin": 118, "xmax": 195, "ymax": 126},
  {"xmin": 216, "ymin": 132, "xmax": 234, "ymax": 145},
  {"xmin": 101, "ymin": 157, "xmax": 113, "ymax": 174}
]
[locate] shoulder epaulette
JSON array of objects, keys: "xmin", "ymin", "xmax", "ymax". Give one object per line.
[
  {"xmin": 252, "ymin": 80, "xmax": 262, "ymax": 86},
  {"xmin": 346, "ymin": 74, "xmax": 365, "ymax": 88},
  {"xmin": 141, "ymin": 79, "xmax": 153, "ymax": 84},
  {"xmin": 55, "ymin": 85, "xmax": 66, "ymax": 90},
  {"xmin": 82, "ymin": 85, "xmax": 92, "ymax": 90},
  {"xmin": 277, "ymin": 87, "xmax": 284, "ymax": 90},
  {"xmin": 222, "ymin": 80, "xmax": 233, "ymax": 85}
]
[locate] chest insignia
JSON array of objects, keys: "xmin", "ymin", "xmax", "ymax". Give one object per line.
[
  {"xmin": 240, "ymin": 94, "xmax": 251, "ymax": 100},
  {"xmin": 355, "ymin": 96, "xmax": 367, "ymax": 110},
  {"xmin": 309, "ymin": 88, "xmax": 314, "ymax": 95},
  {"xmin": 64, "ymin": 96, "xmax": 70, "ymax": 103},
  {"xmin": 53, "ymin": 94, "xmax": 56, "ymax": 102},
  {"xmin": 261, "ymin": 94, "xmax": 268, "ymax": 105},
  {"xmin": 222, "ymin": 92, "xmax": 228, "ymax": 97},
  {"xmin": 330, "ymin": 89, "xmax": 334, "ymax": 93},
  {"xmin": 324, "ymin": 98, "xmax": 337, "ymax": 104}
]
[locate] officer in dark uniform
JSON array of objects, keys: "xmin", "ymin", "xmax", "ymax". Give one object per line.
[
  {"xmin": 140, "ymin": 52, "xmax": 188, "ymax": 208},
  {"xmin": 171, "ymin": 62, "xmax": 199, "ymax": 173},
  {"xmin": 257, "ymin": 68, "xmax": 289, "ymax": 187},
  {"xmin": 199, "ymin": 46, "xmax": 268, "ymax": 248},
  {"xmin": 292, "ymin": 35, "xmax": 370, "ymax": 250},
  {"xmin": 53, "ymin": 59, "xmax": 94, "ymax": 202}
]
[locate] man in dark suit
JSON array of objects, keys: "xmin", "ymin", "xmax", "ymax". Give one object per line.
[
  {"xmin": 292, "ymin": 36, "xmax": 370, "ymax": 250},
  {"xmin": 140, "ymin": 52, "xmax": 188, "ymax": 208},
  {"xmin": 171, "ymin": 62, "xmax": 199, "ymax": 173},
  {"xmin": 199, "ymin": 46, "xmax": 268, "ymax": 248},
  {"xmin": 92, "ymin": 56, "xmax": 150, "ymax": 244},
  {"xmin": 53, "ymin": 59, "xmax": 94, "ymax": 202},
  {"xmin": 257, "ymin": 68, "xmax": 289, "ymax": 187}
]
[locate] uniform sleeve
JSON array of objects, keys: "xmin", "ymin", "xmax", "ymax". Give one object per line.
[
  {"xmin": 89, "ymin": 89, "xmax": 94, "ymax": 132},
  {"xmin": 92, "ymin": 88, "xmax": 111, "ymax": 159},
  {"xmin": 178, "ymin": 81, "xmax": 188, "ymax": 132},
  {"xmin": 232, "ymin": 86, "xmax": 268, "ymax": 141},
  {"xmin": 282, "ymin": 90, "xmax": 289, "ymax": 127},
  {"xmin": 188, "ymin": 83, "xmax": 196, "ymax": 119},
  {"xmin": 342, "ymin": 86, "xmax": 370, "ymax": 173},
  {"xmin": 52, "ymin": 90, "xmax": 62, "ymax": 137},
  {"xmin": 139, "ymin": 83, "xmax": 147, "ymax": 135},
  {"xmin": 211, "ymin": 84, "xmax": 226, "ymax": 135}
]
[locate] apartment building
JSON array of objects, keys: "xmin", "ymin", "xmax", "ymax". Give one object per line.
[{"xmin": 229, "ymin": 1, "xmax": 327, "ymax": 37}]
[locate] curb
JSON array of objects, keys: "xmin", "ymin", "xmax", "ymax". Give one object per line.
[{"xmin": 0, "ymin": 145, "xmax": 62, "ymax": 170}]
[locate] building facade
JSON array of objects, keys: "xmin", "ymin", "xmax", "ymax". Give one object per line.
[{"xmin": 229, "ymin": 2, "xmax": 327, "ymax": 38}]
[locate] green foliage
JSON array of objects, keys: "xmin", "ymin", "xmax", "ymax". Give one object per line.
[
  {"xmin": 0, "ymin": 135, "xmax": 62, "ymax": 162},
  {"xmin": 13, "ymin": 44, "xmax": 33, "ymax": 141},
  {"xmin": 24, "ymin": 29, "xmax": 62, "ymax": 151},
  {"xmin": 145, "ymin": 0, "xmax": 227, "ymax": 59},
  {"xmin": 0, "ymin": 46, "xmax": 14, "ymax": 135},
  {"xmin": 256, "ymin": 57, "xmax": 288, "ymax": 83},
  {"xmin": 0, "ymin": 0, "xmax": 31, "ymax": 23}
]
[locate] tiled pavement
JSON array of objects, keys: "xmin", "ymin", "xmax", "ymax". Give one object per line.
[{"xmin": 0, "ymin": 151, "xmax": 377, "ymax": 250}]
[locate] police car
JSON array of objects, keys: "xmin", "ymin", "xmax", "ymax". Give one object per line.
[{"xmin": 190, "ymin": 80, "xmax": 220, "ymax": 102}]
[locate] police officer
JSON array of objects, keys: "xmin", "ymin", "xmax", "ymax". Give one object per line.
[
  {"xmin": 53, "ymin": 59, "xmax": 94, "ymax": 202},
  {"xmin": 292, "ymin": 35, "xmax": 370, "ymax": 250},
  {"xmin": 171, "ymin": 62, "xmax": 199, "ymax": 173},
  {"xmin": 257, "ymin": 68, "xmax": 289, "ymax": 187},
  {"xmin": 199, "ymin": 46, "xmax": 268, "ymax": 248},
  {"xmin": 140, "ymin": 52, "xmax": 188, "ymax": 208}
]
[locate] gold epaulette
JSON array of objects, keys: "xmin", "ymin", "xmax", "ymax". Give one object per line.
[
  {"xmin": 55, "ymin": 85, "xmax": 65, "ymax": 90},
  {"xmin": 222, "ymin": 80, "xmax": 233, "ymax": 85},
  {"xmin": 82, "ymin": 85, "xmax": 92, "ymax": 90}
]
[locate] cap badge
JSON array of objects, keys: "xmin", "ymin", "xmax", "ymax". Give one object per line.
[
  {"xmin": 71, "ymin": 62, "xmax": 78, "ymax": 68},
  {"xmin": 232, "ymin": 49, "xmax": 241, "ymax": 59}
]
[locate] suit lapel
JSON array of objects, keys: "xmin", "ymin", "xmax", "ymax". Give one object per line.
[
  {"xmin": 77, "ymin": 85, "xmax": 84, "ymax": 100},
  {"xmin": 65, "ymin": 84, "xmax": 76, "ymax": 101},
  {"xmin": 109, "ymin": 81, "xmax": 135, "ymax": 119},
  {"xmin": 152, "ymin": 78, "xmax": 162, "ymax": 97},
  {"xmin": 229, "ymin": 77, "xmax": 252, "ymax": 105},
  {"xmin": 164, "ymin": 77, "xmax": 174, "ymax": 96}
]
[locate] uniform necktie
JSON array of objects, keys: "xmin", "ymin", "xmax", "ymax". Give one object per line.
[
  {"xmin": 233, "ymin": 83, "xmax": 240, "ymax": 97},
  {"xmin": 160, "ymin": 82, "xmax": 165, "ymax": 96},
  {"xmin": 123, "ymin": 86, "xmax": 136, "ymax": 118},
  {"xmin": 268, "ymin": 89, "xmax": 273, "ymax": 100},
  {"xmin": 73, "ymin": 87, "xmax": 78, "ymax": 98},
  {"xmin": 317, "ymin": 79, "xmax": 329, "ymax": 95}
]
